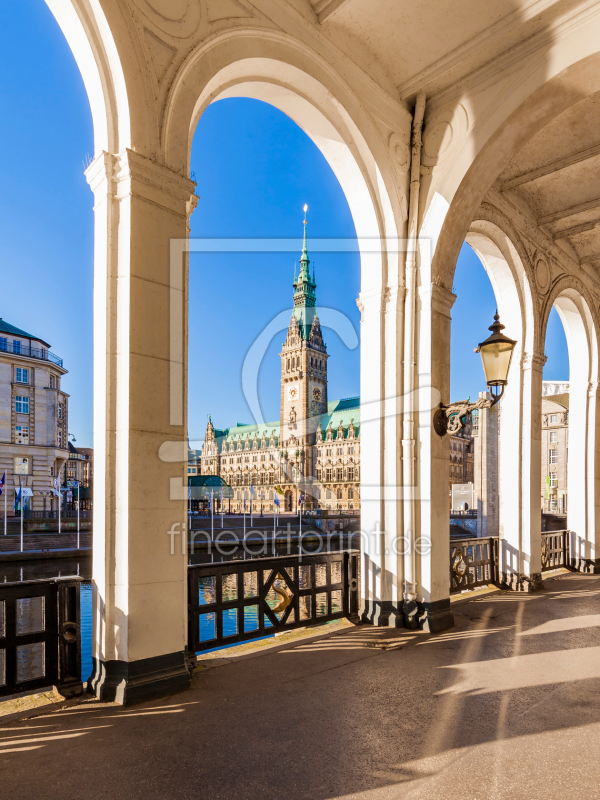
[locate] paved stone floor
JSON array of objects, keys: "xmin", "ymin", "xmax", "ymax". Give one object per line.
[{"xmin": 3, "ymin": 572, "xmax": 600, "ymax": 800}]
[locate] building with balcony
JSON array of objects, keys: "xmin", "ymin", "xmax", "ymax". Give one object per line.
[
  {"xmin": 0, "ymin": 317, "xmax": 69, "ymax": 512},
  {"xmin": 541, "ymin": 381, "xmax": 569, "ymax": 515},
  {"xmin": 200, "ymin": 218, "xmax": 360, "ymax": 512}
]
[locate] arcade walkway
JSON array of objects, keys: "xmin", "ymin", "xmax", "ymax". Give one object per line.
[{"xmin": 3, "ymin": 572, "xmax": 600, "ymax": 799}]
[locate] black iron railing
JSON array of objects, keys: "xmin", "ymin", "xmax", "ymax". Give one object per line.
[
  {"xmin": 188, "ymin": 550, "xmax": 358, "ymax": 653},
  {"xmin": 23, "ymin": 510, "xmax": 92, "ymax": 520},
  {"xmin": 450, "ymin": 536, "xmax": 498, "ymax": 594},
  {"xmin": 0, "ymin": 577, "xmax": 83, "ymax": 698},
  {"xmin": 0, "ymin": 339, "xmax": 63, "ymax": 367},
  {"xmin": 541, "ymin": 529, "xmax": 569, "ymax": 571}
]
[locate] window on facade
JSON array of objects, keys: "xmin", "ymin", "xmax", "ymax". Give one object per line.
[
  {"xmin": 14, "ymin": 456, "xmax": 29, "ymax": 475},
  {"xmin": 15, "ymin": 425, "xmax": 29, "ymax": 445},
  {"xmin": 15, "ymin": 368, "xmax": 28, "ymax": 384},
  {"xmin": 549, "ymin": 449, "xmax": 558, "ymax": 464},
  {"xmin": 348, "ymin": 446, "xmax": 355, "ymax": 454},
  {"xmin": 550, "ymin": 474, "xmax": 558, "ymax": 488},
  {"xmin": 58, "ymin": 429, "xmax": 63, "ymax": 448},
  {"xmin": 550, "ymin": 431, "xmax": 558, "ymax": 443},
  {"xmin": 0, "ymin": 337, "xmax": 6, "ymax": 351},
  {"xmin": 326, "ymin": 468, "xmax": 332, "ymax": 482},
  {"xmin": 550, "ymin": 415, "xmax": 558, "ymax": 424},
  {"xmin": 326, "ymin": 489, "xmax": 332, "ymax": 499},
  {"xmin": 58, "ymin": 403, "xmax": 64, "ymax": 420},
  {"xmin": 15, "ymin": 396, "xmax": 29, "ymax": 414},
  {"xmin": 336, "ymin": 489, "xmax": 342, "ymax": 500},
  {"xmin": 336, "ymin": 446, "xmax": 342, "ymax": 455},
  {"xmin": 13, "ymin": 340, "xmax": 21, "ymax": 354},
  {"xmin": 348, "ymin": 467, "xmax": 355, "ymax": 481},
  {"xmin": 49, "ymin": 374, "xmax": 55, "ymax": 388},
  {"xmin": 326, "ymin": 447, "xmax": 332, "ymax": 457},
  {"xmin": 348, "ymin": 488, "xmax": 354, "ymax": 499},
  {"xmin": 252, "ymin": 455, "xmax": 257, "ymax": 462},
  {"xmin": 336, "ymin": 468, "xmax": 343, "ymax": 481},
  {"xmin": 316, "ymin": 470, "xmax": 322, "ymax": 482}
]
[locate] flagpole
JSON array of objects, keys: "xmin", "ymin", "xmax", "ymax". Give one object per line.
[
  {"xmin": 77, "ymin": 483, "xmax": 80, "ymax": 550},
  {"xmin": 20, "ymin": 487, "xmax": 23, "ymax": 554},
  {"xmin": 3, "ymin": 484, "xmax": 6, "ymax": 536},
  {"xmin": 58, "ymin": 485, "xmax": 61, "ymax": 535},
  {"xmin": 243, "ymin": 492, "xmax": 246, "ymax": 538},
  {"xmin": 211, "ymin": 489, "xmax": 214, "ymax": 539}
]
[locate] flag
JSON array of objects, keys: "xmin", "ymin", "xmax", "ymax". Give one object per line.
[
  {"xmin": 14, "ymin": 486, "xmax": 22, "ymax": 512},
  {"xmin": 53, "ymin": 477, "xmax": 60, "ymax": 497},
  {"xmin": 73, "ymin": 481, "xmax": 79, "ymax": 489},
  {"xmin": 243, "ymin": 493, "xmax": 247, "ymax": 511},
  {"xmin": 0, "ymin": 472, "xmax": 5, "ymax": 497},
  {"xmin": 298, "ymin": 494, "xmax": 303, "ymax": 506},
  {"xmin": 274, "ymin": 496, "xmax": 280, "ymax": 508},
  {"xmin": 275, "ymin": 485, "xmax": 285, "ymax": 495},
  {"xmin": 209, "ymin": 490, "xmax": 213, "ymax": 511},
  {"xmin": 250, "ymin": 481, "xmax": 255, "ymax": 497}
]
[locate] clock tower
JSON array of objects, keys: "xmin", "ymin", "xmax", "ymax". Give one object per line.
[{"xmin": 280, "ymin": 207, "xmax": 328, "ymax": 458}]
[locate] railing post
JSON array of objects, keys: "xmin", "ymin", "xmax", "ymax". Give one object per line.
[{"xmin": 56, "ymin": 577, "xmax": 83, "ymax": 697}]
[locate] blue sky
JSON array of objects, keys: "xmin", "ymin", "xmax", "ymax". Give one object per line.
[{"xmin": 1, "ymin": 1, "xmax": 568, "ymax": 448}]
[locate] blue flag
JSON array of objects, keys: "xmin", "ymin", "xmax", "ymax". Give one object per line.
[
  {"xmin": 250, "ymin": 481, "xmax": 255, "ymax": 497},
  {"xmin": 0, "ymin": 472, "xmax": 5, "ymax": 496},
  {"xmin": 274, "ymin": 496, "xmax": 280, "ymax": 508},
  {"xmin": 14, "ymin": 486, "xmax": 22, "ymax": 512}
]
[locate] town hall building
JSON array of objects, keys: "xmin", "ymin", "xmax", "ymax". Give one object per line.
[{"xmin": 200, "ymin": 214, "xmax": 360, "ymax": 513}]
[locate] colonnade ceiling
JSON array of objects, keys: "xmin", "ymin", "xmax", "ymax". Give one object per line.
[{"xmin": 495, "ymin": 91, "xmax": 600, "ymax": 283}]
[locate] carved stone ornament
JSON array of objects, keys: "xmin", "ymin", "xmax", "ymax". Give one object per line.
[{"xmin": 535, "ymin": 254, "xmax": 550, "ymax": 293}]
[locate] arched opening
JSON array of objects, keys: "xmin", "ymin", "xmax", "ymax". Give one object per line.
[
  {"xmin": 542, "ymin": 287, "xmax": 599, "ymax": 569},
  {"xmin": 450, "ymin": 218, "xmax": 537, "ymax": 587},
  {"xmin": 187, "ymin": 97, "xmax": 361, "ymax": 520}
]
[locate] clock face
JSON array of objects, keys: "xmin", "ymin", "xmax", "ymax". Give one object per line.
[
  {"xmin": 312, "ymin": 386, "xmax": 322, "ymax": 401},
  {"xmin": 287, "ymin": 385, "xmax": 299, "ymax": 401}
]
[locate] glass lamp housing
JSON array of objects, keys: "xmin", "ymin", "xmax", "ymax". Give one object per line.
[{"xmin": 476, "ymin": 313, "xmax": 517, "ymax": 387}]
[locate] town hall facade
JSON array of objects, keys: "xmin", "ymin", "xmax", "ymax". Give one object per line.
[{"xmin": 200, "ymin": 215, "xmax": 360, "ymax": 513}]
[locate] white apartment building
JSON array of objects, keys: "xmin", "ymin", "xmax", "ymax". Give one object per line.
[{"xmin": 0, "ymin": 318, "xmax": 69, "ymax": 513}]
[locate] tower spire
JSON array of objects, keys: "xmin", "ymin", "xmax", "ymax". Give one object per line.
[{"xmin": 301, "ymin": 203, "xmax": 309, "ymax": 268}]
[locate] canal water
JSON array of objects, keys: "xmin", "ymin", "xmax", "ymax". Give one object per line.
[{"xmin": 3, "ymin": 535, "xmax": 356, "ymax": 681}]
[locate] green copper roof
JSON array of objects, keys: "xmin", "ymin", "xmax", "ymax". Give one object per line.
[
  {"xmin": 319, "ymin": 397, "xmax": 360, "ymax": 438},
  {"xmin": 292, "ymin": 208, "xmax": 318, "ymax": 340},
  {"xmin": 0, "ymin": 318, "xmax": 50, "ymax": 348}
]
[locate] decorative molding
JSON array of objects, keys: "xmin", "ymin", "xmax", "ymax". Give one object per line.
[
  {"xmin": 397, "ymin": 0, "xmax": 562, "ymax": 99},
  {"xmin": 538, "ymin": 197, "xmax": 600, "ymax": 226},
  {"xmin": 427, "ymin": 0, "xmax": 600, "ymax": 110},
  {"xmin": 142, "ymin": 27, "xmax": 177, "ymax": 87},
  {"xmin": 502, "ymin": 142, "xmax": 600, "ymax": 191},
  {"xmin": 553, "ymin": 219, "xmax": 600, "ymax": 240},
  {"xmin": 129, "ymin": 0, "xmax": 202, "ymax": 38},
  {"xmin": 314, "ymin": 0, "xmax": 353, "ymax": 24}
]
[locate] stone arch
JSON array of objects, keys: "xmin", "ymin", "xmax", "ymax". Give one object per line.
[
  {"xmin": 541, "ymin": 277, "xmax": 600, "ymax": 565},
  {"xmin": 44, "ymin": 0, "xmax": 131, "ymax": 154},
  {"xmin": 431, "ymin": 50, "xmax": 600, "ymax": 291},
  {"xmin": 163, "ymin": 32, "xmax": 404, "ymax": 291},
  {"xmin": 463, "ymin": 215, "xmax": 538, "ymax": 582}
]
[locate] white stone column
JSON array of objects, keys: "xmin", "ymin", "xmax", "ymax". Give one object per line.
[
  {"xmin": 359, "ymin": 283, "xmax": 404, "ymax": 626},
  {"xmin": 587, "ymin": 381, "xmax": 600, "ymax": 572},
  {"xmin": 86, "ymin": 150, "xmax": 196, "ymax": 703},
  {"xmin": 413, "ymin": 283, "xmax": 455, "ymax": 632},
  {"xmin": 499, "ymin": 352, "xmax": 544, "ymax": 590},
  {"xmin": 474, "ymin": 393, "xmax": 499, "ymax": 537}
]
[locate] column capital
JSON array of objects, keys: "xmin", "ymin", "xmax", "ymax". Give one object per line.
[
  {"xmin": 85, "ymin": 151, "xmax": 118, "ymax": 198},
  {"xmin": 420, "ymin": 282, "xmax": 456, "ymax": 318},
  {"xmin": 521, "ymin": 352, "xmax": 547, "ymax": 372},
  {"xmin": 115, "ymin": 149, "xmax": 197, "ymax": 219}
]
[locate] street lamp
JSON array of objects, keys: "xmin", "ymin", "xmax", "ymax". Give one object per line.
[{"xmin": 434, "ymin": 312, "xmax": 517, "ymax": 436}]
